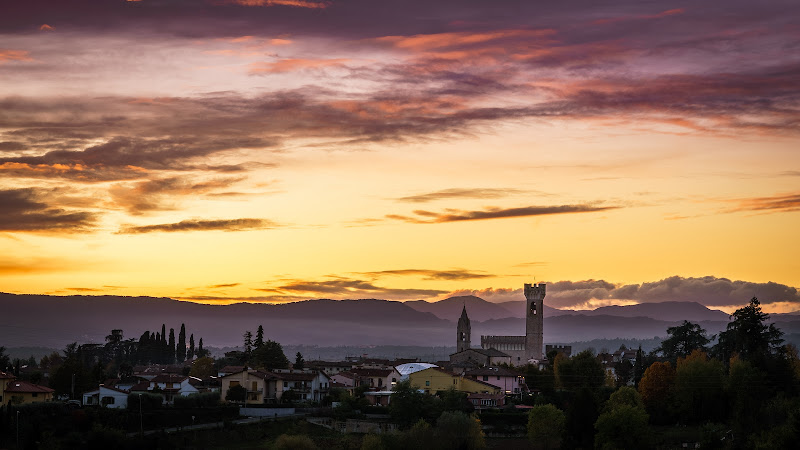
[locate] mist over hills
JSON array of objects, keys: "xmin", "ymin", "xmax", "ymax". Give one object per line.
[{"xmin": 3, "ymin": 292, "xmax": 800, "ymax": 350}]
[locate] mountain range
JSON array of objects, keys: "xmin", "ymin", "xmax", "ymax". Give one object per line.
[{"xmin": 3, "ymin": 292, "xmax": 799, "ymax": 350}]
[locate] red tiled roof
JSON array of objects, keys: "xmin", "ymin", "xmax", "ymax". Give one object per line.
[
  {"xmin": 5, "ymin": 381, "xmax": 54, "ymax": 393},
  {"xmin": 352, "ymin": 368, "xmax": 393, "ymax": 377},
  {"xmin": 129, "ymin": 382, "xmax": 150, "ymax": 392},
  {"xmin": 0, "ymin": 371, "xmax": 16, "ymax": 380},
  {"xmin": 151, "ymin": 374, "xmax": 187, "ymax": 383},
  {"xmin": 101, "ymin": 385, "xmax": 130, "ymax": 394},
  {"xmin": 219, "ymin": 365, "xmax": 246, "ymax": 374}
]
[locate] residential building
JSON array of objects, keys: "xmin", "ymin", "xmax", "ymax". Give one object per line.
[
  {"xmin": 130, "ymin": 374, "xmax": 199, "ymax": 403},
  {"xmin": 2, "ymin": 380, "xmax": 55, "ymax": 405},
  {"xmin": 467, "ymin": 392, "xmax": 506, "ymax": 410},
  {"xmin": 351, "ymin": 367, "xmax": 401, "ymax": 390},
  {"xmin": 82, "ymin": 385, "xmax": 130, "ymax": 408},
  {"xmin": 408, "ymin": 367, "xmax": 501, "ymax": 395},
  {"xmin": 465, "ymin": 366, "xmax": 526, "ymax": 394}
]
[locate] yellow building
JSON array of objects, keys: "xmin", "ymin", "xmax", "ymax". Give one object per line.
[
  {"xmin": 2, "ymin": 379, "xmax": 55, "ymax": 405},
  {"xmin": 219, "ymin": 369, "xmax": 273, "ymax": 403},
  {"xmin": 0, "ymin": 371, "xmax": 15, "ymax": 405},
  {"xmin": 408, "ymin": 367, "xmax": 501, "ymax": 395}
]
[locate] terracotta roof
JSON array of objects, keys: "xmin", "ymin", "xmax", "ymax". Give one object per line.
[
  {"xmin": 219, "ymin": 365, "xmax": 246, "ymax": 374},
  {"xmin": 334, "ymin": 371, "xmax": 356, "ymax": 380},
  {"xmin": 465, "ymin": 367, "xmax": 520, "ymax": 377},
  {"xmin": 0, "ymin": 371, "xmax": 15, "ymax": 380},
  {"xmin": 100, "ymin": 385, "xmax": 130, "ymax": 394},
  {"xmin": 129, "ymin": 382, "xmax": 151, "ymax": 392},
  {"xmin": 274, "ymin": 372, "xmax": 316, "ymax": 381},
  {"xmin": 5, "ymin": 381, "xmax": 54, "ymax": 393},
  {"xmin": 151, "ymin": 374, "xmax": 187, "ymax": 383},
  {"xmin": 352, "ymin": 368, "xmax": 394, "ymax": 377}
]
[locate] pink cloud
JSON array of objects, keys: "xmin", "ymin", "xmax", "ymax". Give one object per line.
[
  {"xmin": 249, "ymin": 58, "xmax": 349, "ymax": 74},
  {"xmin": 0, "ymin": 49, "xmax": 33, "ymax": 63}
]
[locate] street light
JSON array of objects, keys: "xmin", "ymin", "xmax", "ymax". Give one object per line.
[{"xmin": 16, "ymin": 410, "xmax": 20, "ymax": 449}]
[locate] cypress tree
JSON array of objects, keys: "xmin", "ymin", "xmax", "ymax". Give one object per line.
[
  {"xmin": 255, "ymin": 325, "xmax": 264, "ymax": 348},
  {"xmin": 188, "ymin": 334, "xmax": 195, "ymax": 360},
  {"xmin": 168, "ymin": 328, "xmax": 176, "ymax": 363},
  {"xmin": 198, "ymin": 338, "xmax": 205, "ymax": 358},
  {"xmin": 177, "ymin": 324, "xmax": 187, "ymax": 362}
]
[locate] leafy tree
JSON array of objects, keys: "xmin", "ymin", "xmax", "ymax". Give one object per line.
[
  {"xmin": 527, "ymin": 404, "xmax": 565, "ymax": 450},
  {"xmin": 438, "ymin": 387, "xmax": 473, "ymax": 413},
  {"xmin": 226, "ymin": 384, "xmax": 246, "ymax": 402},
  {"xmin": 389, "ymin": 380, "xmax": 443, "ymax": 427},
  {"xmin": 0, "ymin": 346, "xmax": 10, "ymax": 372},
  {"xmin": 638, "ymin": 361, "xmax": 675, "ymax": 424},
  {"xmin": 564, "ymin": 387, "xmax": 599, "ymax": 449},
  {"xmin": 727, "ymin": 356, "xmax": 768, "ymax": 438},
  {"xmin": 615, "ymin": 359, "xmax": 633, "ymax": 388},
  {"xmin": 435, "ymin": 411, "xmax": 486, "ymax": 450},
  {"xmin": 657, "ymin": 320, "xmax": 712, "ymax": 361},
  {"xmin": 714, "ymin": 297, "xmax": 784, "ymax": 367},
  {"xmin": 672, "ymin": 350, "xmax": 725, "ymax": 424},
  {"xmin": 555, "ymin": 350, "xmax": 605, "ymax": 390},
  {"xmin": 189, "ymin": 356, "xmax": 215, "ymax": 379},
  {"xmin": 524, "ymin": 363, "xmax": 556, "ymax": 397},
  {"xmin": 188, "ymin": 333, "xmax": 195, "ymax": 360},
  {"xmin": 177, "ymin": 323, "xmax": 186, "ymax": 362},
  {"xmin": 251, "ymin": 339, "xmax": 289, "ymax": 369},
  {"xmin": 633, "ymin": 345, "xmax": 644, "ymax": 387},
  {"xmin": 605, "ymin": 386, "xmax": 644, "ymax": 411},
  {"xmin": 255, "ymin": 325, "xmax": 264, "ymax": 348},
  {"xmin": 295, "ymin": 352, "xmax": 305, "ymax": 369},
  {"xmin": 594, "ymin": 404, "xmax": 652, "ymax": 450}
]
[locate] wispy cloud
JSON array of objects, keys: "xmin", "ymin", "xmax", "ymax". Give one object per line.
[
  {"xmin": 358, "ymin": 268, "xmax": 493, "ymax": 281},
  {"xmin": 726, "ymin": 192, "xmax": 800, "ymax": 214},
  {"xmin": 261, "ymin": 276, "xmax": 448, "ymax": 300},
  {"xmin": 395, "ymin": 188, "xmax": 528, "ymax": 203},
  {"xmin": 387, "ymin": 203, "xmax": 617, "ymax": 224},
  {"xmin": 0, "ymin": 188, "xmax": 97, "ymax": 232},
  {"xmin": 109, "ymin": 176, "xmax": 247, "ymax": 215},
  {"xmin": 118, "ymin": 218, "xmax": 275, "ymax": 234}
]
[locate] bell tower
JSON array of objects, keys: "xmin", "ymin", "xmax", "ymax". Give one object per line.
[
  {"xmin": 524, "ymin": 283, "xmax": 545, "ymax": 360},
  {"xmin": 457, "ymin": 304, "xmax": 471, "ymax": 352}
]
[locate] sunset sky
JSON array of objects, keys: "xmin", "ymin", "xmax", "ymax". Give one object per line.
[{"xmin": 2, "ymin": 0, "xmax": 799, "ymax": 314}]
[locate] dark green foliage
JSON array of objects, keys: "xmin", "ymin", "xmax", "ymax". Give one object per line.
[
  {"xmin": 255, "ymin": 325, "xmax": 264, "ymax": 348},
  {"xmin": 295, "ymin": 351, "xmax": 305, "ymax": 369},
  {"xmin": 594, "ymin": 404, "xmax": 652, "ymax": 450},
  {"xmin": 127, "ymin": 392, "xmax": 163, "ymax": 410},
  {"xmin": 250, "ymin": 339, "xmax": 289, "ymax": 369},
  {"xmin": 657, "ymin": 320, "xmax": 712, "ymax": 362},
  {"xmin": 523, "ymin": 363, "xmax": 556, "ymax": 396},
  {"xmin": 435, "ymin": 411, "xmax": 486, "ymax": 449},
  {"xmin": 173, "ymin": 391, "xmax": 221, "ymax": 408},
  {"xmin": 615, "ymin": 359, "xmax": 633, "ymax": 388},
  {"xmin": 564, "ymin": 388, "xmax": 600, "ymax": 449},
  {"xmin": 197, "ymin": 337, "xmax": 207, "ymax": 358},
  {"xmin": 556, "ymin": 349, "xmax": 605, "ymax": 390},
  {"xmin": 226, "ymin": 384, "xmax": 246, "ymax": 402},
  {"xmin": 274, "ymin": 433, "xmax": 319, "ymax": 450},
  {"xmin": 177, "ymin": 323, "xmax": 186, "ymax": 362},
  {"xmin": 527, "ymin": 404, "xmax": 565, "ymax": 450},
  {"xmin": 243, "ymin": 330, "xmax": 253, "ymax": 356},
  {"xmin": 389, "ymin": 379, "xmax": 443, "ymax": 428},
  {"xmin": 188, "ymin": 333, "xmax": 195, "ymax": 359},
  {"xmin": 714, "ymin": 297, "xmax": 784, "ymax": 367},
  {"xmin": 168, "ymin": 328, "xmax": 176, "ymax": 363},
  {"xmin": 672, "ymin": 351, "xmax": 725, "ymax": 424},
  {"xmin": 438, "ymin": 387, "xmax": 473, "ymax": 414}
]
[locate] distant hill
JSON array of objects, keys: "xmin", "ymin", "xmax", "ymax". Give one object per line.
[
  {"xmin": 495, "ymin": 300, "xmax": 568, "ymax": 318},
  {"xmin": 573, "ymin": 301, "xmax": 731, "ymax": 322},
  {"xmin": 4, "ymin": 293, "xmax": 800, "ymax": 351},
  {"xmin": 406, "ymin": 295, "xmax": 517, "ymax": 321}
]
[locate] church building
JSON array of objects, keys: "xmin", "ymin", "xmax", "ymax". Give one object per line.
[{"xmin": 450, "ymin": 283, "xmax": 546, "ymax": 367}]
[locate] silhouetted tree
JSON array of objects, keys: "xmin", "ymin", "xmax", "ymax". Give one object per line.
[
  {"xmin": 161, "ymin": 324, "xmax": 166, "ymax": 344},
  {"xmin": 633, "ymin": 345, "xmax": 644, "ymax": 387},
  {"xmin": 0, "ymin": 346, "xmax": 10, "ymax": 372},
  {"xmin": 177, "ymin": 323, "xmax": 186, "ymax": 362},
  {"xmin": 528, "ymin": 404, "xmax": 565, "ymax": 450},
  {"xmin": 255, "ymin": 325, "xmax": 264, "ymax": 348},
  {"xmin": 555, "ymin": 350, "xmax": 604, "ymax": 390},
  {"xmin": 168, "ymin": 328, "xmax": 176, "ymax": 363},
  {"xmin": 188, "ymin": 334, "xmax": 195, "ymax": 360},
  {"xmin": 197, "ymin": 338, "xmax": 206, "ymax": 358},
  {"xmin": 714, "ymin": 297, "xmax": 784, "ymax": 368},
  {"xmin": 251, "ymin": 340, "xmax": 288, "ymax": 369},
  {"xmin": 657, "ymin": 320, "xmax": 712, "ymax": 362},
  {"xmin": 295, "ymin": 352, "xmax": 305, "ymax": 369},
  {"xmin": 243, "ymin": 331, "xmax": 253, "ymax": 357}
]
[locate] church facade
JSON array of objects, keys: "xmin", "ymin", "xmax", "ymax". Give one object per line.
[{"xmin": 455, "ymin": 283, "xmax": 546, "ymax": 366}]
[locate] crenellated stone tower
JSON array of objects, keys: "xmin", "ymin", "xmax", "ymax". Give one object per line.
[
  {"xmin": 457, "ymin": 304, "xmax": 471, "ymax": 352},
  {"xmin": 524, "ymin": 283, "xmax": 546, "ymax": 360}
]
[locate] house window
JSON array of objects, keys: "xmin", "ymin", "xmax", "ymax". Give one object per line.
[
  {"xmin": 32, "ymin": 393, "xmax": 38, "ymax": 398},
  {"xmin": 482, "ymin": 375, "xmax": 488, "ymax": 381},
  {"xmin": 230, "ymin": 381, "xmax": 240, "ymax": 387},
  {"xmin": 425, "ymin": 381, "xmax": 430, "ymax": 387},
  {"xmin": 283, "ymin": 382, "xmax": 288, "ymax": 388},
  {"xmin": 453, "ymin": 379, "xmax": 456, "ymax": 385},
  {"xmin": 251, "ymin": 381, "xmax": 258, "ymax": 391},
  {"xmin": 497, "ymin": 376, "xmax": 500, "ymax": 380}
]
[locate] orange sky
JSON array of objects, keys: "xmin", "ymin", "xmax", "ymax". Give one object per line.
[{"xmin": 1, "ymin": 1, "xmax": 798, "ymax": 314}]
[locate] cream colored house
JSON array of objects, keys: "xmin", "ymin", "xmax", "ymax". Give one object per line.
[{"xmin": 2, "ymin": 379, "xmax": 55, "ymax": 405}]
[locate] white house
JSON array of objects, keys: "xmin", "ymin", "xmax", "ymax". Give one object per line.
[
  {"xmin": 130, "ymin": 374, "xmax": 199, "ymax": 403},
  {"xmin": 82, "ymin": 385, "xmax": 130, "ymax": 408},
  {"xmin": 465, "ymin": 366, "xmax": 526, "ymax": 394},
  {"xmin": 271, "ymin": 369, "xmax": 331, "ymax": 403}
]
